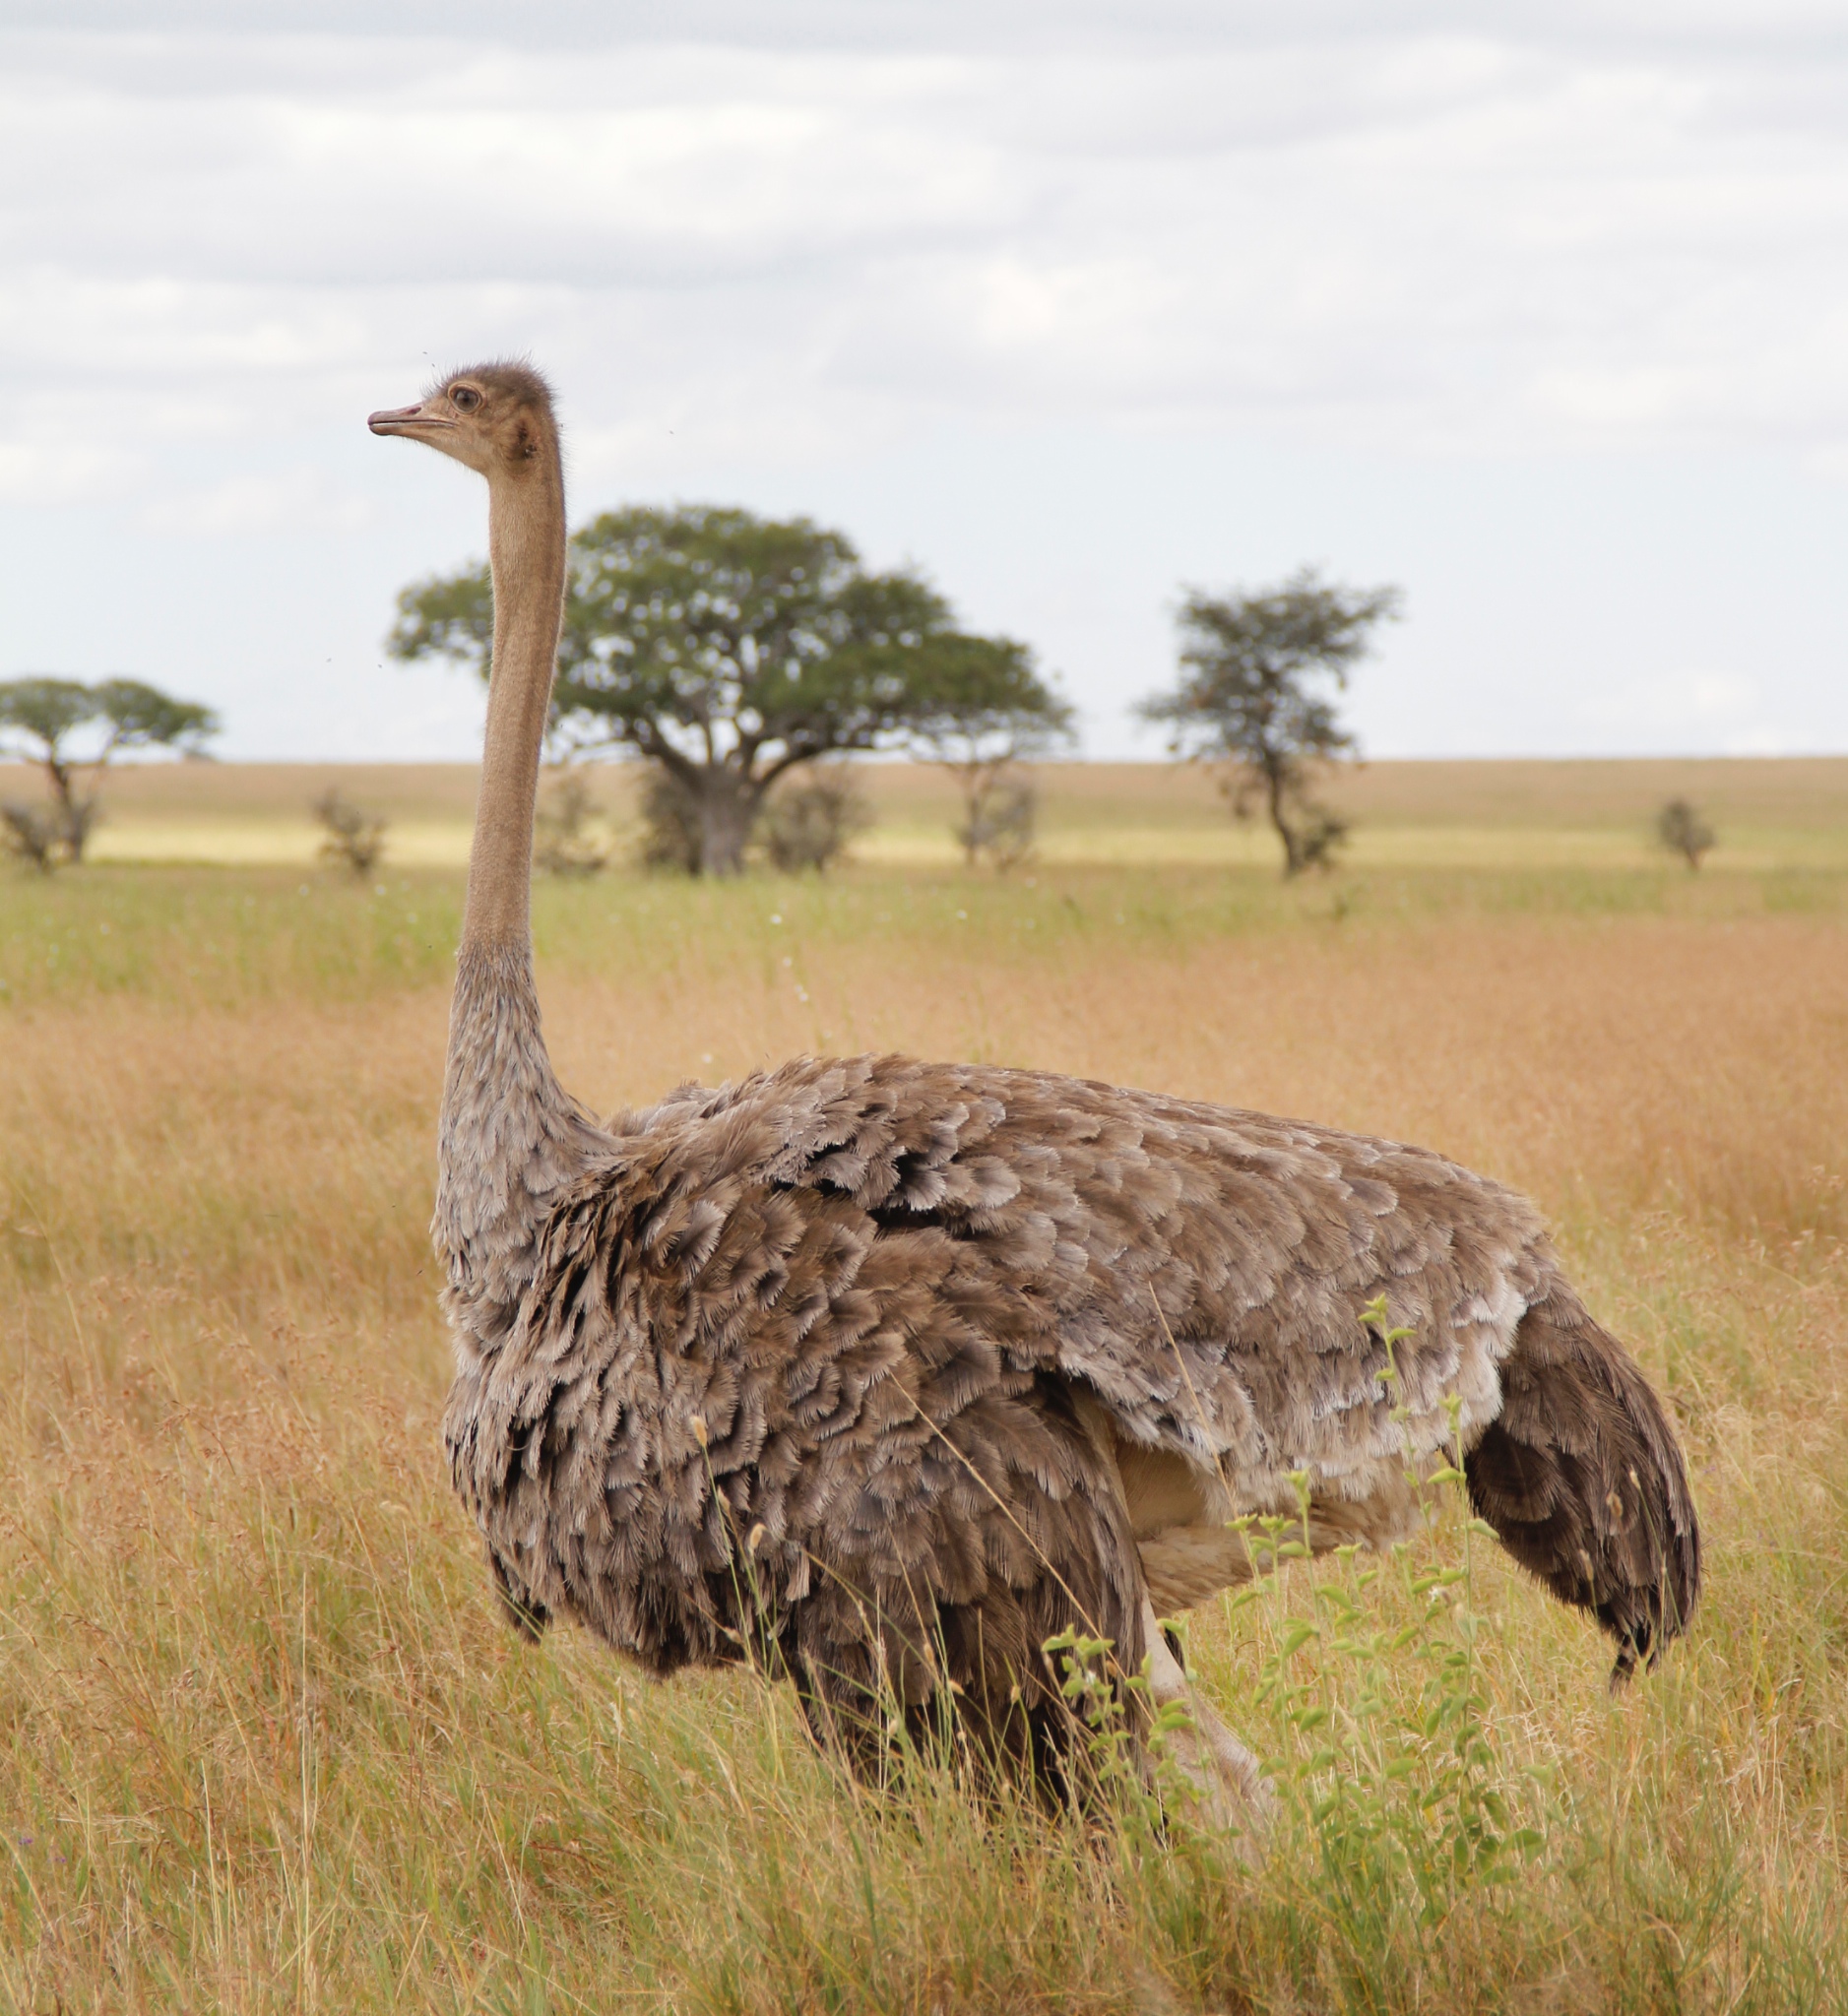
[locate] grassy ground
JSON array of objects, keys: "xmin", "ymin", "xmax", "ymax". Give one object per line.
[{"xmin": 3, "ymin": 777, "xmax": 1847, "ymax": 2011}]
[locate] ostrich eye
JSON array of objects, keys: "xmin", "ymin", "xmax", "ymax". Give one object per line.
[{"xmin": 451, "ymin": 385, "xmax": 481, "ymax": 411}]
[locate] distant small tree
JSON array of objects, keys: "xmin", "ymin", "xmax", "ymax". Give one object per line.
[
  {"xmin": 1137, "ymin": 571, "xmax": 1400, "ymax": 877},
  {"xmin": 0, "ymin": 675, "xmax": 218, "ymax": 867},
  {"xmin": 762, "ymin": 767, "xmax": 873, "ymax": 873},
  {"xmin": 1657, "ymin": 798, "xmax": 1716, "ymax": 871},
  {"xmin": 314, "ymin": 789, "xmax": 388, "ymax": 877},
  {"xmin": 534, "ymin": 766, "xmax": 609, "ymax": 876},
  {"xmin": 906, "ymin": 635, "xmax": 1074, "ymax": 870}
]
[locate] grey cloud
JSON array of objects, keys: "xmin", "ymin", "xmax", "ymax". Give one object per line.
[{"xmin": 11, "ymin": 2, "xmax": 1848, "ymax": 49}]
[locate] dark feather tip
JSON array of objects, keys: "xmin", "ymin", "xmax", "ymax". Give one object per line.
[{"xmin": 1607, "ymin": 1616, "xmax": 1655, "ymax": 1691}]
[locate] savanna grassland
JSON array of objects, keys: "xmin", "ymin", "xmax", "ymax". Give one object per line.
[{"xmin": 3, "ymin": 761, "xmax": 1847, "ymax": 2014}]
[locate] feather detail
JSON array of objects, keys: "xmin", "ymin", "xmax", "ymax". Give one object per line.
[{"xmin": 439, "ymin": 1049, "xmax": 1697, "ymax": 1774}]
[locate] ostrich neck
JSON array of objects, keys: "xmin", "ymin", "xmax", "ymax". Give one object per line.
[
  {"xmin": 435, "ymin": 440, "xmax": 604, "ymax": 1352},
  {"xmin": 464, "ymin": 454, "xmax": 564, "ymax": 955}
]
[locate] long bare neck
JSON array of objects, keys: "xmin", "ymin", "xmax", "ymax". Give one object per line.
[
  {"xmin": 464, "ymin": 446, "xmax": 567, "ymax": 951},
  {"xmin": 436, "ymin": 421, "xmax": 604, "ymax": 1352}
]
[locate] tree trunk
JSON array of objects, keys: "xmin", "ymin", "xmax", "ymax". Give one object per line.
[
  {"xmin": 1265, "ymin": 763, "xmax": 1304, "ymax": 877},
  {"xmin": 693, "ymin": 768, "xmax": 761, "ymax": 876},
  {"xmin": 44, "ymin": 757, "xmax": 96, "ymax": 864},
  {"xmin": 958, "ymin": 768, "xmax": 986, "ymax": 868}
]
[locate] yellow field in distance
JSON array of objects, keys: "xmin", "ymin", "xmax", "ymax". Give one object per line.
[{"xmin": 10, "ymin": 753, "xmax": 1844, "ymax": 871}]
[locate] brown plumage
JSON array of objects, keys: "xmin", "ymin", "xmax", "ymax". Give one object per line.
[{"xmin": 370, "ymin": 363, "xmax": 1699, "ymax": 1827}]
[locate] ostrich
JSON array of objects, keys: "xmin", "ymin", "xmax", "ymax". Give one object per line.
[{"xmin": 369, "ymin": 363, "xmax": 1698, "ymax": 1830}]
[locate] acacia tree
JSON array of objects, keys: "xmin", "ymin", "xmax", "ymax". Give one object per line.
[
  {"xmin": 391, "ymin": 504, "xmax": 1048, "ymax": 875},
  {"xmin": 907, "ymin": 635, "xmax": 1074, "ymax": 868},
  {"xmin": 0, "ymin": 676, "xmax": 219, "ymax": 867},
  {"xmin": 1137, "ymin": 571, "xmax": 1400, "ymax": 876}
]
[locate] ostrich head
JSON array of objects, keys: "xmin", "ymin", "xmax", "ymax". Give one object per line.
[{"xmin": 367, "ymin": 361, "xmax": 557, "ymax": 479}]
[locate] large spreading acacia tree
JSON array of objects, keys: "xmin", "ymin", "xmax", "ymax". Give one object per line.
[
  {"xmin": 0, "ymin": 676, "xmax": 218, "ymax": 867},
  {"xmin": 391, "ymin": 504, "xmax": 1056, "ymax": 874},
  {"xmin": 1137, "ymin": 570, "xmax": 1400, "ymax": 876}
]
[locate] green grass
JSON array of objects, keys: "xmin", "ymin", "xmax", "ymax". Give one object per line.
[{"xmin": 4, "ymin": 858, "xmax": 1844, "ymax": 1014}]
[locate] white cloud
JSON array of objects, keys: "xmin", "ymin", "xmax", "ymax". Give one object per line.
[
  {"xmin": 0, "ymin": 435, "xmax": 140, "ymax": 504},
  {"xmin": 139, "ymin": 468, "xmax": 376, "ymax": 536},
  {"xmin": 2, "ymin": 6, "xmax": 1846, "ymax": 754},
  {"xmin": 5, "ymin": 21, "xmax": 1847, "ymax": 459},
  {"xmin": 1573, "ymin": 668, "xmax": 1790, "ymax": 754}
]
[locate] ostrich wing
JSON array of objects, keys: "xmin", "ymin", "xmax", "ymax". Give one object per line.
[
  {"xmin": 742, "ymin": 1053, "xmax": 1550, "ymax": 1484},
  {"xmin": 446, "ymin": 1054, "xmax": 1559, "ymax": 1708}
]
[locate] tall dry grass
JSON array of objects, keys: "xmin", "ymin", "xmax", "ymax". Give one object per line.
[{"xmin": 2, "ymin": 862, "xmax": 1845, "ymax": 2011}]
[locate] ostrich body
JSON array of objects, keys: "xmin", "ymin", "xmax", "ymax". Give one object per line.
[{"xmin": 370, "ymin": 365, "xmax": 1698, "ymax": 1825}]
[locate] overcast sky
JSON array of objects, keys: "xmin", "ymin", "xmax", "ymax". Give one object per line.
[{"xmin": 3, "ymin": 1, "xmax": 1846, "ymax": 760}]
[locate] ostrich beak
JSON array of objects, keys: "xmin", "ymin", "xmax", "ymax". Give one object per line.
[{"xmin": 368, "ymin": 402, "xmax": 449, "ymax": 437}]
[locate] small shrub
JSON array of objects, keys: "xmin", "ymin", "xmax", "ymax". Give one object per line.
[
  {"xmin": 1038, "ymin": 1293, "xmax": 1546, "ymax": 1973},
  {"xmin": 1290, "ymin": 802, "xmax": 1348, "ymax": 873},
  {"xmin": 1226, "ymin": 1296, "xmax": 1546, "ymax": 1962},
  {"xmin": 1, "ymin": 801, "xmax": 73, "ymax": 872},
  {"xmin": 313, "ymin": 789, "xmax": 387, "ymax": 876},
  {"xmin": 957, "ymin": 774, "xmax": 1039, "ymax": 872},
  {"xmin": 637, "ymin": 767, "xmax": 704, "ymax": 875},
  {"xmin": 762, "ymin": 769, "xmax": 872, "ymax": 873},
  {"xmin": 534, "ymin": 768, "xmax": 609, "ymax": 876},
  {"xmin": 1658, "ymin": 798, "xmax": 1716, "ymax": 871}
]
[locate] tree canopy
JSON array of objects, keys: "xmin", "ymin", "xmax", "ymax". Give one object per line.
[
  {"xmin": 1137, "ymin": 571, "xmax": 1400, "ymax": 876},
  {"xmin": 390, "ymin": 503, "xmax": 1061, "ymax": 873},
  {"xmin": 0, "ymin": 675, "xmax": 218, "ymax": 867}
]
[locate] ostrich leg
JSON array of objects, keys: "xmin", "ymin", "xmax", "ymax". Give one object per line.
[
  {"xmin": 1140, "ymin": 1603, "xmax": 1274, "ymax": 1845},
  {"xmin": 1070, "ymin": 1392, "xmax": 1272, "ymax": 1841}
]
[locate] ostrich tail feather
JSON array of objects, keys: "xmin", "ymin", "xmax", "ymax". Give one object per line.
[{"xmin": 1467, "ymin": 1291, "xmax": 1700, "ymax": 1683}]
